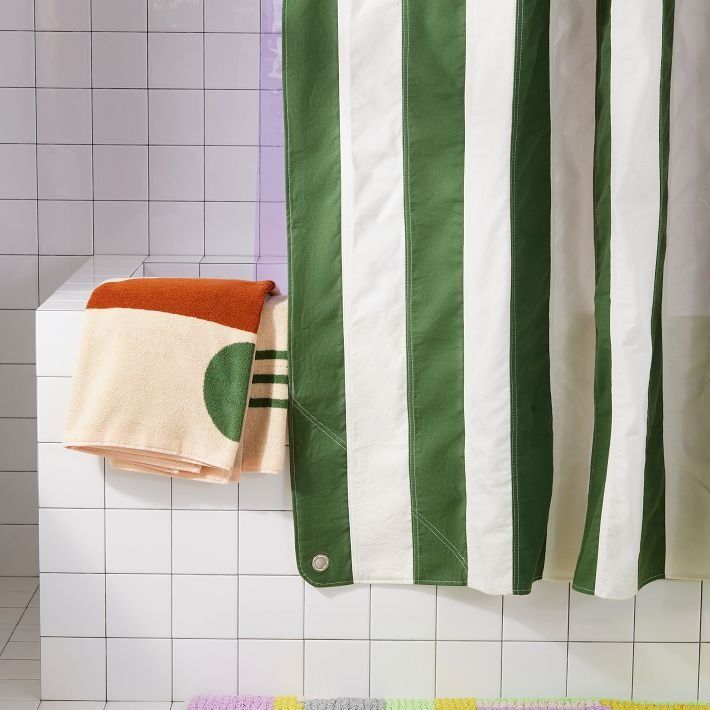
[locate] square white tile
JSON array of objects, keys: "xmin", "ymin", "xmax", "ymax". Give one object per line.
[
  {"xmin": 205, "ymin": 0, "xmax": 260, "ymax": 32},
  {"xmin": 0, "ymin": 364, "xmax": 36, "ymax": 417},
  {"xmin": 92, "ymin": 0, "xmax": 147, "ymax": 31},
  {"xmin": 36, "ymin": 376, "xmax": 71, "ymax": 443},
  {"xmin": 0, "ymin": 419, "xmax": 37, "ymax": 470},
  {"xmin": 238, "ymin": 640, "xmax": 303, "ymax": 696},
  {"xmin": 94, "ymin": 146, "xmax": 149, "ymax": 201},
  {"xmin": 36, "ymin": 32, "xmax": 90, "ymax": 88},
  {"xmin": 93, "ymin": 201, "xmax": 149, "ymax": 255},
  {"xmin": 149, "ymin": 90, "xmax": 204, "ymax": 145},
  {"xmin": 502, "ymin": 580, "xmax": 569, "ymax": 641},
  {"xmin": 370, "ymin": 641, "xmax": 435, "ymax": 698},
  {"xmin": 635, "ymin": 579, "xmax": 701, "ymax": 642},
  {"xmin": 106, "ymin": 574, "xmax": 171, "ymax": 638},
  {"xmin": 205, "ymin": 146, "xmax": 258, "ymax": 201},
  {"xmin": 0, "ymin": 89, "xmax": 36, "ymax": 143},
  {"xmin": 0, "ymin": 146, "xmax": 37, "ymax": 200},
  {"xmin": 37, "ymin": 145, "xmax": 92, "ymax": 200},
  {"xmin": 172, "ymin": 639, "xmax": 238, "ymax": 701},
  {"xmin": 0, "ymin": 310, "xmax": 35, "ymax": 363},
  {"xmin": 39, "ymin": 573, "xmax": 104, "ymax": 637},
  {"xmin": 239, "ymin": 575, "xmax": 303, "ymax": 639},
  {"xmin": 36, "ymin": 89, "xmax": 91, "ymax": 144},
  {"xmin": 700, "ymin": 643, "xmax": 710, "ymax": 700},
  {"xmin": 0, "ymin": 526, "xmax": 39, "ymax": 577},
  {"xmin": 171, "ymin": 478, "xmax": 238, "ymax": 510},
  {"xmin": 93, "ymin": 90, "xmax": 148, "ymax": 144},
  {"xmin": 0, "ymin": 202, "xmax": 37, "ymax": 255},
  {"xmin": 41, "ymin": 638, "xmax": 106, "ymax": 701},
  {"xmin": 173, "ymin": 511, "xmax": 238, "ymax": 574},
  {"xmin": 205, "ymin": 34, "xmax": 259, "ymax": 89},
  {"xmin": 107, "ymin": 638, "xmax": 172, "ymax": 702},
  {"xmin": 0, "ymin": 472, "xmax": 37, "ymax": 525},
  {"xmin": 106, "ymin": 509, "xmax": 171, "ymax": 573},
  {"xmin": 239, "ymin": 510, "xmax": 296, "ymax": 575},
  {"xmin": 38, "ymin": 444, "xmax": 104, "ymax": 509},
  {"xmin": 0, "ymin": 31, "xmax": 34, "ymax": 87},
  {"xmin": 567, "ymin": 642, "xmax": 633, "ymax": 699},
  {"xmin": 370, "ymin": 585, "xmax": 436, "ymax": 640},
  {"xmin": 35, "ymin": 0, "xmax": 90, "ymax": 30},
  {"xmin": 205, "ymin": 90, "xmax": 259, "ymax": 145},
  {"xmin": 204, "ymin": 202, "xmax": 258, "ymax": 256},
  {"xmin": 149, "ymin": 0, "xmax": 203, "ymax": 31},
  {"xmin": 632, "ymin": 642, "xmax": 699, "ymax": 701},
  {"xmin": 304, "ymin": 584, "xmax": 370, "ymax": 640},
  {"xmin": 105, "ymin": 462, "xmax": 171, "ymax": 510},
  {"xmin": 568, "ymin": 588, "xmax": 635, "ymax": 641},
  {"xmin": 437, "ymin": 586, "xmax": 502, "ymax": 641},
  {"xmin": 149, "ymin": 202, "xmax": 204, "ymax": 254},
  {"xmin": 304, "ymin": 640, "xmax": 370, "ymax": 698},
  {"xmin": 149, "ymin": 147, "xmax": 204, "ymax": 201},
  {"xmin": 149, "ymin": 34, "xmax": 203, "ymax": 89},
  {"xmin": 37, "ymin": 201, "xmax": 93, "ymax": 256},
  {"xmin": 39, "ymin": 508, "xmax": 104, "ymax": 573},
  {"xmin": 0, "ymin": 1, "xmax": 34, "ymax": 30},
  {"xmin": 500, "ymin": 642, "xmax": 567, "ymax": 697},
  {"xmin": 435, "ymin": 641, "xmax": 502, "ymax": 697},
  {"xmin": 173, "ymin": 575, "xmax": 238, "ymax": 639},
  {"xmin": 92, "ymin": 33, "xmax": 147, "ymax": 89}
]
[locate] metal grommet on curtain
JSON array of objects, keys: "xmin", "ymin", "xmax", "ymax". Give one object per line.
[{"xmin": 312, "ymin": 554, "xmax": 329, "ymax": 572}]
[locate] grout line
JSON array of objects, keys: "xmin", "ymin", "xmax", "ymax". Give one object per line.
[
  {"xmin": 202, "ymin": 0, "xmax": 207, "ymax": 261},
  {"xmin": 565, "ymin": 583, "xmax": 571, "ymax": 696},
  {"xmin": 146, "ymin": 1, "xmax": 151, "ymax": 258},
  {"xmin": 698, "ymin": 581, "xmax": 704, "ymax": 700},
  {"xmin": 0, "ymin": 580, "xmax": 39, "ymax": 658},
  {"xmin": 631, "ymin": 594, "xmax": 637, "ymax": 698}
]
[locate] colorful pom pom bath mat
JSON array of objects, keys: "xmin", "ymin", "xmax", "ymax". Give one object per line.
[{"xmin": 187, "ymin": 698, "xmax": 705, "ymax": 710}]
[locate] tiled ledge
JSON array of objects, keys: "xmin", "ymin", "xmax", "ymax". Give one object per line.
[{"xmin": 37, "ymin": 254, "xmax": 288, "ymax": 312}]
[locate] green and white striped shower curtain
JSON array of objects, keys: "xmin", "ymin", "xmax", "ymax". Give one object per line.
[{"xmin": 284, "ymin": 0, "xmax": 710, "ymax": 599}]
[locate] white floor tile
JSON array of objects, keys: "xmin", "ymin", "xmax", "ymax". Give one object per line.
[
  {"xmin": 39, "ymin": 704, "xmax": 105, "ymax": 709},
  {"xmin": 304, "ymin": 640, "xmax": 370, "ymax": 698},
  {"xmin": 10, "ymin": 625, "xmax": 40, "ymax": 643},
  {"xmin": 435, "ymin": 641, "xmax": 501, "ymax": 697},
  {"xmin": 0, "ymin": 590, "xmax": 34, "ymax": 608},
  {"xmin": 0, "ymin": 609, "xmax": 22, "ymax": 626},
  {"xmin": 0, "ymin": 642, "xmax": 40, "ymax": 660},
  {"xmin": 0, "ymin": 678, "xmax": 41, "ymax": 700},
  {"xmin": 567, "ymin": 642, "xmax": 633, "ymax": 698},
  {"xmin": 0, "ymin": 579, "xmax": 38, "ymax": 593},
  {"xmin": 0, "ymin": 701, "xmax": 39, "ymax": 710},
  {"xmin": 370, "ymin": 641, "xmax": 435, "ymax": 698},
  {"xmin": 0, "ymin": 660, "xmax": 40, "ymax": 680}
]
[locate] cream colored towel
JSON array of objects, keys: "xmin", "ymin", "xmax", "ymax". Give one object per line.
[{"xmin": 63, "ymin": 277, "xmax": 288, "ymax": 484}]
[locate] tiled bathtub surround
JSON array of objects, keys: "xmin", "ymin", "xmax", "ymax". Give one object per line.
[
  {"xmin": 29, "ymin": 257, "xmax": 710, "ymax": 703},
  {"xmin": 0, "ymin": 0, "xmax": 287, "ymax": 576}
]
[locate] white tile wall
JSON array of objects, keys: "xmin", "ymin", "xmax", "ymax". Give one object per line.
[{"xmin": 1, "ymin": 0, "xmax": 287, "ymax": 580}]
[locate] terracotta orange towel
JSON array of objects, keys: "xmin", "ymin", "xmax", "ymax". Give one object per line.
[{"xmin": 63, "ymin": 277, "xmax": 287, "ymax": 483}]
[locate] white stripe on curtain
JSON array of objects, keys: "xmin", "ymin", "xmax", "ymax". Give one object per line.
[
  {"xmin": 663, "ymin": 0, "xmax": 710, "ymax": 580},
  {"xmin": 595, "ymin": 0, "xmax": 665, "ymax": 599},
  {"xmin": 544, "ymin": 0, "xmax": 597, "ymax": 581},
  {"xmin": 463, "ymin": 0, "xmax": 517, "ymax": 595},
  {"xmin": 337, "ymin": 0, "xmax": 414, "ymax": 583}
]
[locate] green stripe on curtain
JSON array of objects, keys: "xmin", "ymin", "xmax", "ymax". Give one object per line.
[
  {"xmin": 574, "ymin": 0, "xmax": 613, "ymax": 594},
  {"xmin": 637, "ymin": 0, "xmax": 675, "ymax": 587},
  {"xmin": 284, "ymin": 0, "xmax": 353, "ymax": 585},
  {"xmin": 402, "ymin": 0, "xmax": 468, "ymax": 585},
  {"xmin": 509, "ymin": 0, "xmax": 554, "ymax": 594}
]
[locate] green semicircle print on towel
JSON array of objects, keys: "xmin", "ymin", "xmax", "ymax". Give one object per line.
[{"xmin": 203, "ymin": 342, "xmax": 255, "ymax": 442}]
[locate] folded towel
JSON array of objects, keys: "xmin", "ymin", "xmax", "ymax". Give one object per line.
[{"xmin": 63, "ymin": 277, "xmax": 288, "ymax": 484}]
